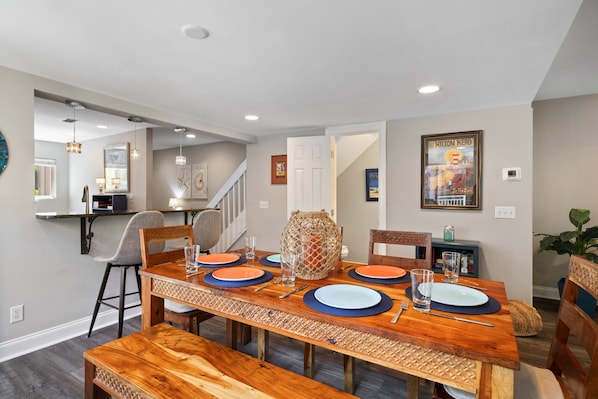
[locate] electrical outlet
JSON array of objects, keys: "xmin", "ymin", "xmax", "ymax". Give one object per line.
[
  {"xmin": 494, "ymin": 206, "xmax": 516, "ymax": 219},
  {"xmin": 10, "ymin": 305, "xmax": 24, "ymax": 323}
]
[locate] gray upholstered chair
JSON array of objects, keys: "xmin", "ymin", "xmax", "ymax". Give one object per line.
[
  {"xmin": 87, "ymin": 210, "xmax": 164, "ymax": 338},
  {"xmin": 193, "ymin": 209, "xmax": 221, "ymax": 254}
]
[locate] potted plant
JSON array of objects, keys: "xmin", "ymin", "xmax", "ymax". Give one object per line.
[{"xmin": 536, "ymin": 208, "xmax": 598, "ymax": 316}]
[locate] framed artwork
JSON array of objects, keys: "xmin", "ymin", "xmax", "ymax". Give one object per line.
[
  {"xmin": 421, "ymin": 130, "xmax": 482, "ymax": 210},
  {"xmin": 365, "ymin": 168, "xmax": 379, "ymax": 202},
  {"xmin": 177, "ymin": 165, "xmax": 191, "ymax": 199},
  {"xmin": 192, "ymin": 163, "xmax": 208, "ymax": 199},
  {"xmin": 104, "ymin": 143, "xmax": 129, "ymax": 193},
  {"xmin": 271, "ymin": 154, "xmax": 287, "ymax": 184}
]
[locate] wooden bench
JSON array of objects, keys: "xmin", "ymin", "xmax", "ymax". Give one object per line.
[{"xmin": 84, "ymin": 323, "xmax": 357, "ymax": 399}]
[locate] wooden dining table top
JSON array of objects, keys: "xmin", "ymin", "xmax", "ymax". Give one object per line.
[{"xmin": 139, "ymin": 249, "xmax": 520, "ymax": 398}]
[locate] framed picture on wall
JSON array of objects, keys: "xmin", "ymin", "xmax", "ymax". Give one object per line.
[
  {"xmin": 271, "ymin": 154, "xmax": 287, "ymax": 184},
  {"xmin": 104, "ymin": 143, "xmax": 129, "ymax": 193},
  {"xmin": 421, "ymin": 130, "xmax": 482, "ymax": 210},
  {"xmin": 192, "ymin": 163, "xmax": 208, "ymax": 199},
  {"xmin": 365, "ymin": 168, "xmax": 379, "ymax": 201}
]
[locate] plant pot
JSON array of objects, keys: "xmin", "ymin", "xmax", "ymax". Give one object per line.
[{"xmin": 557, "ymin": 277, "xmax": 596, "ymax": 318}]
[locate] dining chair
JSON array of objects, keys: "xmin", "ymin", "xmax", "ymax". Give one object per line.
[
  {"xmin": 368, "ymin": 229, "xmax": 433, "ymax": 270},
  {"xmin": 139, "ymin": 224, "xmax": 216, "ymax": 334},
  {"xmin": 88, "ymin": 210, "xmax": 164, "ymax": 338},
  {"xmin": 435, "ymin": 254, "xmax": 598, "ymax": 399},
  {"xmin": 192, "ymin": 209, "xmax": 221, "ymax": 254}
]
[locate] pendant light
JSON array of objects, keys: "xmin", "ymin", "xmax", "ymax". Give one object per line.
[
  {"xmin": 128, "ymin": 116, "xmax": 142, "ymax": 160},
  {"xmin": 175, "ymin": 127, "xmax": 186, "ymax": 165},
  {"xmin": 65, "ymin": 101, "xmax": 85, "ymax": 154}
]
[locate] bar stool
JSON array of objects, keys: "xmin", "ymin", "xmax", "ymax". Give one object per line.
[
  {"xmin": 87, "ymin": 210, "xmax": 164, "ymax": 338},
  {"xmin": 192, "ymin": 209, "xmax": 221, "ymax": 254}
]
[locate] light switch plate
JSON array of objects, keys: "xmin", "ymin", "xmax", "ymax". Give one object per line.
[{"xmin": 495, "ymin": 206, "xmax": 516, "ymax": 219}]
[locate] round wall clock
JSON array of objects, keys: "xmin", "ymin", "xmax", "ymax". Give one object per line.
[{"xmin": 0, "ymin": 131, "xmax": 8, "ymax": 175}]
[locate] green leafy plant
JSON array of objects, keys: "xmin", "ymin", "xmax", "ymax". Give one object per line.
[{"xmin": 536, "ymin": 208, "xmax": 598, "ymax": 263}]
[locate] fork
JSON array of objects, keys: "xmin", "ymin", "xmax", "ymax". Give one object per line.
[
  {"xmin": 391, "ymin": 299, "xmax": 408, "ymax": 323},
  {"xmin": 254, "ymin": 276, "xmax": 282, "ymax": 292}
]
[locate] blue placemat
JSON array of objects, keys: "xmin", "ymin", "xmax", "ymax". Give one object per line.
[
  {"xmin": 405, "ymin": 286, "xmax": 501, "ymax": 315},
  {"xmin": 203, "ymin": 270, "xmax": 273, "ymax": 288},
  {"xmin": 259, "ymin": 258, "xmax": 280, "ymax": 268},
  {"xmin": 198, "ymin": 256, "xmax": 248, "ymax": 268},
  {"xmin": 348, "ymin": 269, "xmax": 411, "ymax": 285},
  {"xmin": 303, "ymin": 288, "xmax": 393, "ymax": 317}
]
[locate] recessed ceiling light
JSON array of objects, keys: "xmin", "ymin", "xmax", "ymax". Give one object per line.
[
  {"xmin": 244, "ymin": 115, "xmax": 259, "ymax": 121},
  {"xmin": 418, "ymin": 85, "xmax": 440, "ymax": 94},
  {"xmin": 186, "ymin": 133, "xmax": 196, "ymax": 138},
  {"xmin": 97, "ymin": 125, "xmax": 108, "ymax": 129},
  {"xmin": 181, "ymin": 24, "xmax": 210, "ymax": 40}
]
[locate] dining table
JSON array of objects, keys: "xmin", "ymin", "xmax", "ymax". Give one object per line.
[{"xmin": 139, "ymin": 249, "xmax": 519, "ymax": 399}]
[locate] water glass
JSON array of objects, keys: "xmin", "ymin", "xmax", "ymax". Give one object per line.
[
  {"xmin": 411, "ymin": 269, "xmax": 434, "ymax": 312},
  {"xmin": 280, "ymin": 253, "xmax": 298, "ymax": 287},
  {"xmin": 184, "ymin": 244, "xmax": 200, "ymax": 275},
  {"xmin": 442, "ymin": 251, "xmax": 461, "ymax": 283},
  {"xmin": 244, "ymin": 236, "xmax": 256, "ymax": 260}
]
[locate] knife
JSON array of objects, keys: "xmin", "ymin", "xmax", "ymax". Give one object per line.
[
  {"xmin": 428, "ymin": 311, "xmax": 494, "ymax": 327},
  {"xmin": 279, "ymin": 284, "xmax": 308, "ymax": 299},
  {"xmin": 457, "ymin": 282, "xmax": 488, "ymax": 291}
]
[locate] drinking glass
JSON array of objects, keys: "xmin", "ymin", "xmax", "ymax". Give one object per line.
[
  {"xmin": 442, "ymin": 251, "xmax": 461, "ymax": 283},
  {"xmin": 411, "ymin": 269, "xmax": 434, "ymax": 312},
  {"xmin": 244, "ymin": 236, "xmax": 256, "ymax": 260},
  {"xmin": 280, "ymin": 252, "xmax": 298, "ymax": 287},
  {"xmin": 184, "ymin": 244, "xmax": 200, "ymax": 275}
]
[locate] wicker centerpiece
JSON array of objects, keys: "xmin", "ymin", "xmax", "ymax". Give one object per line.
[{"xmin": 280, "ymin": 210, "xmax": 342, "ymax": 280}]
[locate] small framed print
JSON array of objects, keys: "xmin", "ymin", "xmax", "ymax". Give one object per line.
[
  {"xmin": 421, "ymin": 130, "xmax": 482, "ymax": 210},
  {"xmin": 271, "ymin": 154, "xmax": 287, "ymax": 184},
  {"xmin": 365, "ymin": 168, "xmax": 379, "ymax": 202}
]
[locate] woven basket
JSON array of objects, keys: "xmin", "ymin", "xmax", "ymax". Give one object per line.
[{"xmin": 280, "ymin": 210, "xmax": 342, "ymax": 280}]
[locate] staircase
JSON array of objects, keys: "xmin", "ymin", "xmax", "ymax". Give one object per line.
[{"xmin": 208, "ymin": 160, "xmax": 247, "ymax": 253}]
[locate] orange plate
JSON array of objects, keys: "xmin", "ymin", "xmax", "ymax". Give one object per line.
[
  {"xmin": 355, "ymin": 265, "xmax": 406, "ymax": 279},
  {"xmin": 212, "ymin": 267, "xmax": 265, "ymax": 281},
  {"xmin": 197, "ymin": 253, "xmax": 240, "ymax": 265}
]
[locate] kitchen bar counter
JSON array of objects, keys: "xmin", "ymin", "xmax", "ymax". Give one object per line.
[{"xmin": 36, "ymin": 208, "xmax": 216, "ymax": 254}]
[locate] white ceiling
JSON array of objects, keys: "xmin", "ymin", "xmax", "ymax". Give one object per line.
[{"xmin": 1, "ymin": 1, "xmax": 596, "ymax": 150}]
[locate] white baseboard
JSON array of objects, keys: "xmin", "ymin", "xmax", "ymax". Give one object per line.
[
  {"xmin": 533, "ymin": 285, "xmax": 560, "ymax": 301},
  {"xmin": 0, "ymin": 305, "xmax": 141, "ymax": 362}
]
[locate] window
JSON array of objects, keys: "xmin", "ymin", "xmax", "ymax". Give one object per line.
[{"xmin": 34, "ymin": 158, "xmax": 56, "ymax": 200}]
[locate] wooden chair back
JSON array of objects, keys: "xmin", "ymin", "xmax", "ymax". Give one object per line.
[
  {"xmin": 140, "ymin": 224, "xmax": 194, "ymax": 269},
  {"xmin": 548, "ymin": 255, "xmax": 598, "ymax": 398},
  {"xmin": 368, "ymin": 229, "xmax": 432, "ymax": 270}
]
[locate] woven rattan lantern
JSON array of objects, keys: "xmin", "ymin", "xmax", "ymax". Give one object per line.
[{"xmin": 280, "ymin": 210, "xmax": 342, "ymax": 280}]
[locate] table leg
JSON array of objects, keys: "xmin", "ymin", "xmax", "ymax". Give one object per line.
[
  {"xmin": 257, "ymin": 329, "xmax": 269, "ymax": 360},
  {"xmin": 407, "ymin": 375, "xmax": 419, "ymax": 399},
  {"xmin": 343, "ymin": 355, "xmax": 355, "ymax": 393},
  {"xmin": 226, "ymin": 319, "xmax": 238, "ymax": 350},
  {"xmin": 141, "ymin": 275, "xmax": 164, "ymax": 329},
  {"xmin": 304, "ymin": 343, "xmax": 315, "ymax": 378}
]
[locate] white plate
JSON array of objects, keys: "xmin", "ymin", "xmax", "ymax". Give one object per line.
[
  {"xmin": 432, "ymin": 283, "xmax": 489, "ymax": 307},
  {"xmin": 314, "ymin": 284, "xmax": 382, "ymax": 309},
  {"xmin": 443, "ymin": 385, "xmax": 476, "ymax": 399},
  {"xmin": 266, "ymin": 254, "xmax": 281, "ymax": 263}
]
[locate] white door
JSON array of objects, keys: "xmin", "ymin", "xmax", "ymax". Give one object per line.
[{"xmin": 287, "ymin": 136, "xmax": 336, "ymax": 220}]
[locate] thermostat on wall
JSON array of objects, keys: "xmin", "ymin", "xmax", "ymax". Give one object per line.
[{"xmin": 502, "ymin": 167, "xmax": 521, "ymax": 181}]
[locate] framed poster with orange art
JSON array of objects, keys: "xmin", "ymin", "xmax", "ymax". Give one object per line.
[
  {"xmin": 271, "ymin": 154, "xmax": 287, "ymax": 184},
  {"xmin": 421, "ymin": 130, "xmax": 482, "ymax": 210}
]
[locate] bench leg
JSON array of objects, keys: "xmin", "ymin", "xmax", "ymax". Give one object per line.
[{"xmin": 85, "ymin": 360, "xmax": 110, "ymax": 399}]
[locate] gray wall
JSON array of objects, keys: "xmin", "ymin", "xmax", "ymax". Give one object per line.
[
  {"xmin": 152, "ymin": 141, "xmax": 246, "ymax": 209},
  {"xmin": 533, "ymin": 94, "xmax": 598, "ymax": 294}
]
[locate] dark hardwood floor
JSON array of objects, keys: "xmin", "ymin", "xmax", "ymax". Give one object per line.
[{"xmin": 0, "ymin": 298, "xmax": 566, "ymax": 398}]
